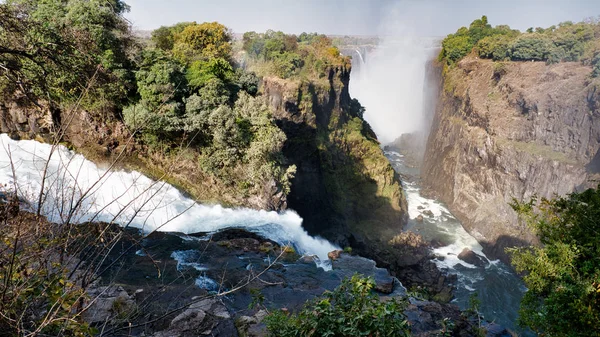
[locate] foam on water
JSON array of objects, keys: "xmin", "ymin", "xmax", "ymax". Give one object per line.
[
  {"xmin": 0, "ymin": 134, "xmax": 339, "ymax": 265},
  {"xmin": 384, "ymin": 148, "xmax": 528, "ymax": 332}
]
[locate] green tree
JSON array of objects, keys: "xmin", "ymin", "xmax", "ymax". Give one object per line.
[
  {"xmin": 510, "ymin": 35, "xmax": 553, "ymax": 61},
  {"xmin": 0, "ymin": 0, "xmax": 133, "ymax": 111},
  {"xmin": 440, "ymin": 34, "xmax": 473, "ymax": 64},
  {"xmin": 122, "ymin": 49, "xmax": 187, "ymax": 134},
  {"xmin": 264, "ymin": 275, "xmax": 410, "ymax": 337},
  {"xmin": 172, "ymin": 22, "xmax": 232, "ymax": 63},
  {"xmin": 186, "ymin": 57, "xmax": 234, "ymax": 90},
  {"xmin": 508, "ymin": 186, "xmax": 600, "ymax": 337}
]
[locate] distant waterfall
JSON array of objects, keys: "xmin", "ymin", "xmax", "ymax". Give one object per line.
[
  {"xmin": 354, "ymin": 48, "xmax": 365, "ymax": 65},
  {"xmin": 349, "ymin": 37, "xmax": 439, "ymax": 144}
]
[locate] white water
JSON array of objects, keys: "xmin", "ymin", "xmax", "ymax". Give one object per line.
[
  {"xmin": 0, "ymin": 134, "xmax": 338, "ymax": 265},
  {"xmin": 385, "ymin": 150, "xmax": 527, "ymax": 331},
  {"xmin": 350, "ymin": 37, "xmax": 438, "ymax": 144}
]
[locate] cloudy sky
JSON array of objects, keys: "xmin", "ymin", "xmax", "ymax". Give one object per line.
[{"xmin": 124, "ymin": 0, "xmax": 600, "ymax": 36}]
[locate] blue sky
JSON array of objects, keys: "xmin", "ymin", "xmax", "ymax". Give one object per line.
[{"xmin": 124, "ymin": 0, "xmax": 600, "ymax": 36}]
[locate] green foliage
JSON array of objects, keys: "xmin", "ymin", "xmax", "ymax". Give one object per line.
[
  {"xmin": 172, "ymin": 22, "xmax": 232, "ymax": 63},
  {"xmin": 122, "ymin": 49, "xmax": 187, "ymax": 135},
  {"xmin": 508, "ymin": 186, "xmax": 600, "ymax": 336},
  {"xmin": 0, "ymin": 0, "xmax": 133, "ymax": 110},
  {"xmin": 476, "ymin": 35, "xmax": 512, "ymax": 60},
  {"xmin": 440, "ymin": 34, "xmax": 473, "ymax": 64},
  {"xmin": 242, "ymin": 30, "xmax": 349, "ymax": 79},
  {"xmin": 264, "ymin": 275, "xmax": 410, "ymax": 337},
  {"xmin": 439, "ymin": 16, "xmax": 600, "ymax": 69},
  {"xmin": 187, "ymin": 57, "xmax": 234, "ymax": 91},
  {"xmin": 510, "ymin": 35, "xmax": 554, "ymax": 61},
  {"xmin": 151, "ymin": 22, "xmax": 194, "ymax": 51}
]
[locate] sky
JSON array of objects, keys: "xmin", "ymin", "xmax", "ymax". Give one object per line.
[{"xmin": 124, "ymin": 0, "xmax": 600, "ymax": 37}]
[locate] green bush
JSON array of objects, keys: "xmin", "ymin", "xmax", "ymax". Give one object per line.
[
  {"xmin": 440, "ymin": 34, "xmax": 473, "ymax": 64},
  {"xmin": 264, "ymin": 275, "xmax": 410, "ymax": 337},
  {"xmin": 508, "ymin": 185, "xmax": 600, "ymax": 336},
  {"xmin": 476, "ymin": 35, "xmax": 512, "ymax": 60},
  {"xmin": 510, "ymin": 35, "xmax": 553, "ymax": 61}
]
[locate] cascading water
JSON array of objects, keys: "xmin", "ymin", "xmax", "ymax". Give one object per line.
[
  {"xmin": 0, "ymin": 134, "xmax": 338, "ymax": 267},
  {"xmin": 349, "ymin": 36, "xmax": 439, "ymax": 144},
  {"xmin": 349, "ymin": 40, "xmax": 529, "ymax": 333}
]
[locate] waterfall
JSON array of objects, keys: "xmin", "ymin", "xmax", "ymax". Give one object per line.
[
  {"xmin": 349, "ymin": 37, "xmax": 438, "ymax": 144},
  {"xmin": 0, "ymin": 134, "xmax": 338, "ymax": 264},
  {"xmin": 354, "ymin": 48, "xmax": 365, "ymax": 65}
]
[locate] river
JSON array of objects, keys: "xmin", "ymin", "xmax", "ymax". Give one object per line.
[{"xmin": 384, "ymin": 148, "xmax": 530, "ymax": 333}]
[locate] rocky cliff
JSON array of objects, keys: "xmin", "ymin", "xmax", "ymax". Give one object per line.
[
  {"xmin": 262, "ymin": 67, "xmax": 411, "ymax": 269},
  {"xmin": 422, "ymin": 56, "xmax": 600, "ymax": 262}
]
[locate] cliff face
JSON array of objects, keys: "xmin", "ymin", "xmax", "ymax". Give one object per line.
[
  {"xmin": 263, "ymin": 67, "xmax": 410, "ymax": 269},
  {"xmin": 422, "ymin": 56, "xmax": 600, "ymax": 261}
]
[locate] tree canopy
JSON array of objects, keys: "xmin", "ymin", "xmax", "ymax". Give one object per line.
[
  {"xmin": 439, "ymin": 15, "xmax": 600, "ymax": 76},
  {"xmin": 0, "ymin": 0, "xmax": 134, "ymax": 111}
]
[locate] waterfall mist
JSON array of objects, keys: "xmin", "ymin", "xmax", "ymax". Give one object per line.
[{"xmin": 349, "ymin": 2, "xmax": 440, "ymax": 145}]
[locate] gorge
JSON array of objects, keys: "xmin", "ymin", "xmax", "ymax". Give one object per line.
[{"xmin": 1, "ymin": 1, "xmax": 600, "ymax": 335}]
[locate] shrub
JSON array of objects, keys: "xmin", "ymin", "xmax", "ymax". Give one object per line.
[
  {"xmin": 264, "ymin": 275, "xmax": 411, "ymax": 337},
  {"xmin": 476, "ymin": 35, "xmax": 512, "ymax": 60},
  {"xmin": 440, "ymin": 34, "xmax": 473, "ymax": 64},
  {"xmin": 510, "ymin": 35, "xmax": 554, "ymax": 61}
]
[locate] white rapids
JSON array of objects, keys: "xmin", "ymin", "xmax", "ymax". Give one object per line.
[{"xmin": 0, "ymin": 134, "xmax": 339, "ymax": 267}]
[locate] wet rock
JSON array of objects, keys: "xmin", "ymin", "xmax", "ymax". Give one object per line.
[
  {"xmin": 483, "ymin": 322, "xmax": 512, "ymax": 336},
  {"xmin": 297, "ymin": 255, "xmax": 318, "ymax": 264},
  {"xmin": 327, "ymin": 249, "xmax": 343, "ymax": 260},
  {"xmin": 152, "ymin": 298, "xmax": 234, "ymax": 337},
  {"xmin": 83, "ymin": 285, "xmax": 135, "ymax": 324},
  {"xmin": 332, "ymin": 254, "xmax": 395, "ymax": 294},
  {"xmin": 422, "ymin": 210, "xmax": 434, "ymax": 217},
  {"xmin": 416, "ymin": 214, "xmax": 424, "ymax": 222},
  {"xmin": 458, "ymin": 248, "xmax": 488, "ymax": 268}
]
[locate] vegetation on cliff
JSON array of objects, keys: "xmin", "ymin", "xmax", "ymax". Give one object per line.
[
  {"xmin": 439, "ymin": 15, "xmax": 600, "ymax": 76},
  {"xmin": 509, "ymin": 186, "xmax": 600, "ymax": 337},
  {"xmin": 241, "ymin": 30, "xmax": 351, "ymax": 80}
]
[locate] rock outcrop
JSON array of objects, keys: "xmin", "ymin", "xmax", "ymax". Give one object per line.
[
  {"xmin": 422, "ymin": 56, "xmax": 600, "ymax": 262},
  {"xmin": 262, "ymin": 67, "xmax": 410, "ymax": 275}
]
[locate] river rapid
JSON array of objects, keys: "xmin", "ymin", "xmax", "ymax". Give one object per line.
[{"xmin": 385, "ymin": 148, "xmax": 530, "ymax": 334}]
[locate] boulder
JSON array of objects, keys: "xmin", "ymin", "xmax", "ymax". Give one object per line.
[
  {"xmin": 331, "ymin": 254, "xmax": 396, "ymax": 294},
  {"xmin": 327, "ymin": 250, "xmax": 343, "ymax": 260},
  {"xmin": 457, "ymin": 248, "xmax": 488, "ymax": 268}
]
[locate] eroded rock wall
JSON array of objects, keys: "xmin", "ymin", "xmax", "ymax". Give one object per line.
[
  {"xmin": 422, "ymin": 57, "xmax": 600, "ymax": 262},
  {"xmin": 263, "ymin": 67, "xmax": 414, "ymax": 273}
]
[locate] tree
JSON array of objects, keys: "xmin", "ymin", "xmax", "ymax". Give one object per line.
[
  {"xmin": 172, "ymin": 22, "xmax": 232, "ymax": 63},
  {"xmin": 508, "ymin": 186, "xmax": 600, "ymax": 337},
  {"xmin": 151, "ymin": 22, "xmax": 194, "ymax": 51},
  {"xmin": 264, "ymin": 275, "xmax": 410, "ymax": 337},
  {"xmin": 510, "ymin": 35, "xmax": 553, "ymax": 61},
  {"xmin": 0, "ymin": 0, "xmax": 134, "ymax": 111},
  {"xmin": 122, "ymin": 49, "xmax": 187, "ymax": 134},
  {"xmin": 186, "ymin": 57, "xmax": 234, "ymax": 90}
]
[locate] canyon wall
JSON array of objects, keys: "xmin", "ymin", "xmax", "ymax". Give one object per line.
[
  {"xmin": 262, "ymin": 68, "xmax": 414, "ymax": 267},
  {"xmin": 422, "ymin": 56, "xmax": 600, "ymax": 262}
]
